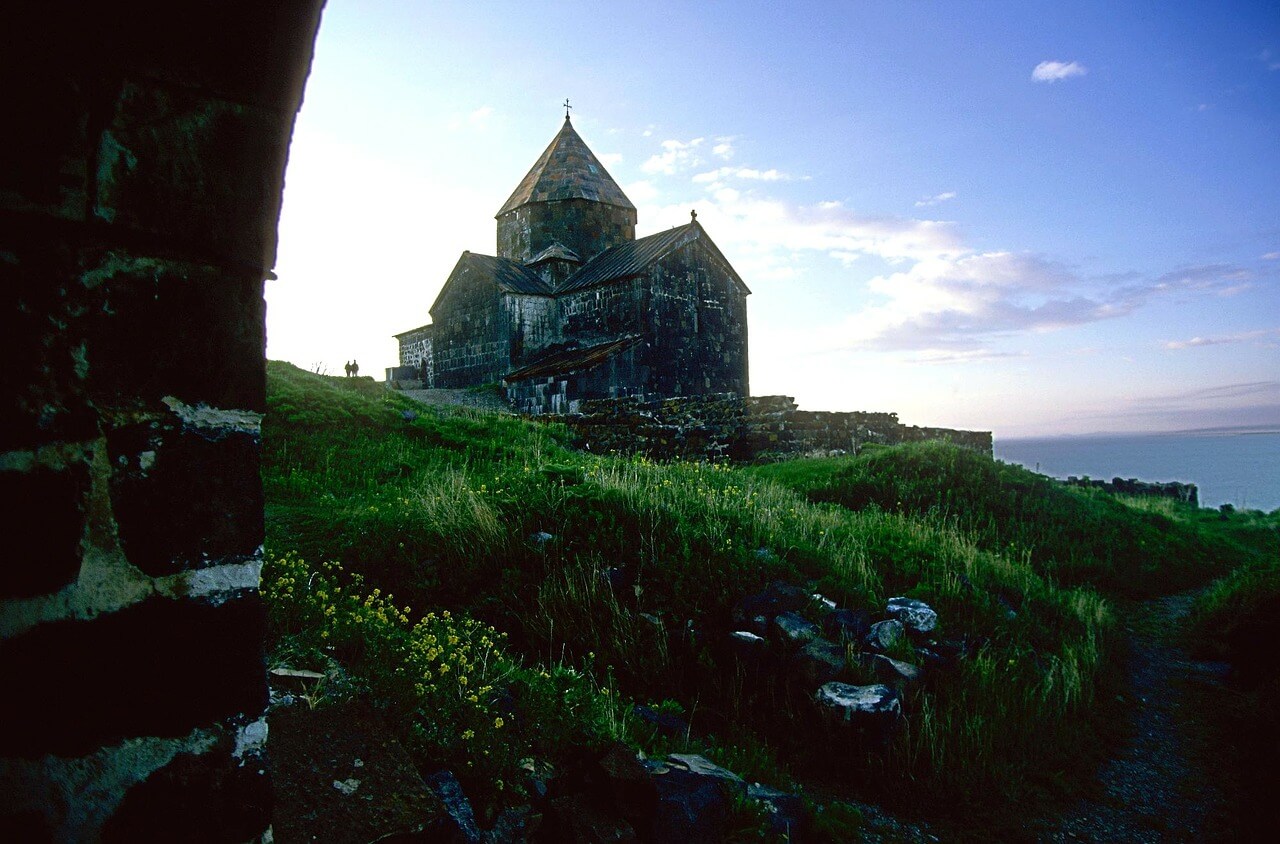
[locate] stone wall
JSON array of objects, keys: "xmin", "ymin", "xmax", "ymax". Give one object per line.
[
  {"xmin": 1, "ymin": 2, "xmax": 323, "ymax": 839},
  {"xmin": 1064, "ymin": 476, "xmax": 1200, "ymax": 507},
  {"xmin": 395, "ymin": 324, "xmax": 433, "ymax": 381},
  {"xmin": 537, "ymin": 394, "xmax": 992, "ymax": 461},
  {"xmin": 430, "ymin": 266, "xmax": 511, "ymax": 388},
  {"xmin": 497, "ymin": 198, "xmax": 635, "ymax": 265},
  {"xmin": 506, "ymin": 343, "xmax": 648, "ymax": 415}
]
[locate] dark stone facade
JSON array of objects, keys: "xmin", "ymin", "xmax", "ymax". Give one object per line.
[
  {"xmin": 395, "ymin": 118, "xmax": 751, "ymax": 411},
  {"xmin": 1, "ymin": 2, "xmax": 323, "ymax": 839}
]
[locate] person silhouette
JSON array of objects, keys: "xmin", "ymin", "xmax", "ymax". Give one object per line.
[{"xmin": 351, "ymin": 360, "xmax": 359, "ymax": 377}]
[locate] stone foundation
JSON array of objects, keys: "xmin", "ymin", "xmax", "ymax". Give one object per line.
[{"xmin": 538, "ymin": 394, "xmax": 992, "ymax": 461}]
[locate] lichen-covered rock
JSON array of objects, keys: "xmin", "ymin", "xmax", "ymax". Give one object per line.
[
  {"xmin": 733, "ymin": 581, "xmax": 810, "ymax": 630},
  {"xmin": 860, "ymin": 653, "xmax": 923, "ymax": 688},
  {"xmin": 886, "ymin": 597, "xmax": 938, "ymax": 636},
  {"xmin": 772, "ymin": 611, "xmax": 821, "ymax": 647},
  {"xmin": 814, "ymin": 682, "xmax": 902, "ymax": 732},
  {"xmin": 791, "ymin": 638, "xmax": 847, "ymax": 687},
  {"xmin": 865, "ymin": 619, "xmax": 906, "ymax": 652}
]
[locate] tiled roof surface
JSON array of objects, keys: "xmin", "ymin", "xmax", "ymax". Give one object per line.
[
  {"xmin": 558, "ymin": 224, "xmax": 701, "ymax": 293},
  {"xmin": 463, "ymin": 252, "xmax": 554, "ymax": 296},
  {"xmin": 497, "ymin": 118, "xmax": 635, "ymax": 215},
  {"xmin": 504, "ymin": 336, "xmax": 640, "ymax": 382}
]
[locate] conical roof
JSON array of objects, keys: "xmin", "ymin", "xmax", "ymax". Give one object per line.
[{"xmin": 497, "ymin": 118, "xmax": 635, "ymax": 216}]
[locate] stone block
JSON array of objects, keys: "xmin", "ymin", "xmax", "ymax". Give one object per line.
[
  {"xmin": 0, "ymin": 594, "xmax": 267, "ymax": 757},
  {"xmin": 93, "ymin": 80, "xmax": 292, "ymax": 267},
  {"xmin": 0, "ymin": 461, "xmax": 90, "ymax": 600},
  {"xmin": 106, "ymin": 418, "xmax": 262, "ymax": 577},
  {"xmin": 82, "ymin": 254, "xmax": 265, "ymax": 412}
]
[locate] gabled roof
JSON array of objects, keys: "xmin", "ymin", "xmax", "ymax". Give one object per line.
[
  {"xmin": 557, "ymin": 222, "xmax": 751, "ymax": 295},
  {"xmin": 430, "ymin": 251, "xmax": 553, "ymax": 316},
  {"xmin": 504, "ymin": 336, "xmax": 641, "ymax": 382},
  {"xmin": 497, "ymin": 118, "xmax": 635, "ymax": 216}
]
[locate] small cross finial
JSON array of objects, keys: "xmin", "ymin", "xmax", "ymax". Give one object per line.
[
  {"xmin": 563, "ymin": 98, "xmax": 572, "ymax": 119},
  {"xmin": 690, "ymin": 209, "xmax": 698, "ymax": 222}
]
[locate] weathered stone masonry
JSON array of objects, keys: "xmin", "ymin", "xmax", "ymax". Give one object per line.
[
  {"xmin": 538, "ymin": 395, "xmax": 993, "ymax": 462},
  {"xmin": 1, "ymin": 3, "xmax": 323, "ymax": 840}
]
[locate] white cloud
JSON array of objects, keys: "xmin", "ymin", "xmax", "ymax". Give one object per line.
[
  {"xmin": 641, "ymin": 137, "xmax": 705, "ymax": 175},
  {"xmin": 1262, "ymin": 251, "xmax": 1280, "ymax": 260},
  {"xmin": 914, "ymin": 191, "xmax": 956, "ymax": 207},
  {"xmin": 1261, "ymin": 49, "xmax": 1280, "ymax": 71},
  {"xmin": 692, "ymin": 166, "xmax": 791, "ymax": 184},
  {"xmin": 1031, "ymin": 60, "xmax": 1088, "ymax": 83},
  {"xmin": 598, "ymin": 152, "xmax": 623, "ymax": 166},
  {"xmin": 1163, "ymin": 328, "xmax": 1280, "ymax": 350},
  {"xmin": 712, "ymin": 138, "xmax": 735, "ymax": 159},
  {"xmin": 624, "ymin": 180, "xmax": 659, "ymax": 204},
  {"xmin": 447, "ymin": 105, "xmax": 495, "ymax": 131}
]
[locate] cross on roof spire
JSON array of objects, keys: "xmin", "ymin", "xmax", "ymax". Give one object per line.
[{"xmin": 563, "ymin": 98, "xmax": 573, "ymax": 120}]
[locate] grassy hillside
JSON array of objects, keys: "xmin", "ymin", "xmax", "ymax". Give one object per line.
[
  {"xmin": 261, "ymin": 362, "xmax": 1256, "ymax": 831},
  {"xmin": 750, "ymin": 442, "xmax": 1246, "ymax": 595}
]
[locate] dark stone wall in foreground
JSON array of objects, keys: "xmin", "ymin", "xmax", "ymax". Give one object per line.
[{"xmin": 0, "ymin": 2, "xmax": 324, "ymax": 840}]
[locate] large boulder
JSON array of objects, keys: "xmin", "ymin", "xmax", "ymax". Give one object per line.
[
  {"xmin": 814, "ymin": 682, "xmax": 902, "ymax": 736},
  {"xmin": 647, "ymin": 755, "xmax": 746, "ymax": 844},
  {"xmin": 790, "ymin": 638, "xmax": 847, "ymax": 687},
  {"xmin": 772, "ymin": 611, "xmax": 821, "ymax": 647},
  {"xmin": 422, "ymin": 770, "xmax": 482, "ymax": 844},
  {"xmin": 597, "ymin": 743, "xmax": 658, "ymax": 831},
  {"xmin": 542, "ymin": 794, "xmax": 636, "ymax": 843},
  {"xmin": 865, "ymin": 619, "xmax": 906, "ymax": 653},
  {"xmin": 886, "ymin": 597, "xmax": 938, "ymax": 637}
]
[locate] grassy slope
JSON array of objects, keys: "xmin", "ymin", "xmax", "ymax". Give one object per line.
[{"xmin": 262, "ymin": 362, "xmax": 1252, "ymax": 828}]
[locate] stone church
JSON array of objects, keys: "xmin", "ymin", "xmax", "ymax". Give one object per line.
[{"xmin": 393, "ymin": 115, "xmax": 750, "ymax": 414}]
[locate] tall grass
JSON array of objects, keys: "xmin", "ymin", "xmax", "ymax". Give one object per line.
[{"xmin": 261, "ymin": 362, "xmax": 1158, "ymax": 816}]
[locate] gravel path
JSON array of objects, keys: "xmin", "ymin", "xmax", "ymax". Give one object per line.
[{"xmin": 1030, "ymin": 591, "xmax": 1231, "ymax": 842}]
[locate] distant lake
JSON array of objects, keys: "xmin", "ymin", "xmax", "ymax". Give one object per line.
[{"xmin": 994, "ymin": 432, "xmax": 1280, "ymax": 512}]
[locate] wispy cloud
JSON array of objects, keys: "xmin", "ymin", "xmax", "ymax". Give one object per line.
[
  {"xmin": 598, "ymin": 152, "xmax": 623, "ymax": 167},
  {"xmin": 712, "ymin": 137, "xmax": 735, "ymax": 159},
  {"xmin": 1031, "ymin": 60, "xmax": 1088, "ymax": 83},
  {"xmin": 693, "ymin": 166, "xmax": 793, "ymax": 184},
  {"xmin": 1263, "ymin": 251, "xmax": 1280, "ymax": 260},
  {"xmin": 448, "ymin": 105, "xmax": 495, "ymax": 131},
  {"xmin": 642, "ymin": 137, "xmax": 706, "ymax": 175},
  {"xmin": 1260, "ymin": 49, "xmax": 1280, "ymax": 71},
  {"xmin": 915, "ymin": 191, "xmax": 956, "ymax": 207},
  {"xmin": 1163, "ymin": 328, "xmax": 1280, "ymax": 350}
]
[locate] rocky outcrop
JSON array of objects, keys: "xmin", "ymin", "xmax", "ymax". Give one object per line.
[{"xmin": 1064, "ymin": 475, "xmax": 1199, "ymax": 507}]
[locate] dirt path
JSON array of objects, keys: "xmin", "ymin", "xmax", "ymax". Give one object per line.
[{"xmin": 1029, "ymin": 591, "xmax": 1231, "ymax": 842}]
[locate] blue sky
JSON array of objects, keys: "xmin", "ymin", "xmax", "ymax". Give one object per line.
[{"xmin": 268, "ymin": 0, "xmax": 1280, "ymax": 437}]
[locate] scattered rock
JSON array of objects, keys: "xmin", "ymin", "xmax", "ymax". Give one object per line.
[
  {"xmin": 726, "ymin": 630, "xmax": 768, "ymax": 663},
  {"xmin": 647, "ymin": 755, "xmax": 746, "ymax": 843},
  {"xmin": 485, "ymin": 805, "xmax": 537, "ymax": 844},
  {"xmin": 812, "ymin": 593, "xmax": 837, "ymax": 612},
  {"xmin": 814, "ymin": 682, "xmax": 902, "ymax": 734},
  {"xmin": 822, "ymin": 608, "xmax": 872, "ymax": 643},
  {"xmin": 733, "ymin": 581, "xmax": 810, "ymax": 630},
  {"xmin": 333, "ymin": 777, "xmax": 361, "ymax": 796},
  {"xmin": 886, "ymin": 596, "xmax": 938, "ymax": 637},
  {"xmin": 518, "ymin": 757, "xmax": 555, "ymax": 802},
  {"xmin": 860, "ymin": 653, "xmax": 923, "ymax": 688},
  {"xmin": 772, "ymin": 611, "xmax": 821, "ymax": 647},
  {"xmin": 791, "ymin": 638, "xmax": 847, "ymax": 687},
  {"xmin": 748, "ymin": 782, "xmax": 807, "ymax": 840},
  {"xmin": 424, "ymin": 770, "xmax": 483, "ymax": 844},
  {"xmin": 865, "ymin": 619, "xmax": 906, "ymax": 653},
  {"xmin": 529, "ymin": 531, "xmax": 555, "ymax": 548}
]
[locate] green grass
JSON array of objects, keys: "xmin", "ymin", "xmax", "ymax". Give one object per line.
[
  {"xmin": 750, "ymin": 441, "xmax": 1246, "ymax": 595},
  {"xmin": 260, "ymin": 361, "xmax": 1252, "ymax": 828}
]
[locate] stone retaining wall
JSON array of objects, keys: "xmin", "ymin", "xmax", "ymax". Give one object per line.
[{"xmin": 539, "ymin": 394, "xmax": 992, "ymax": 461}]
